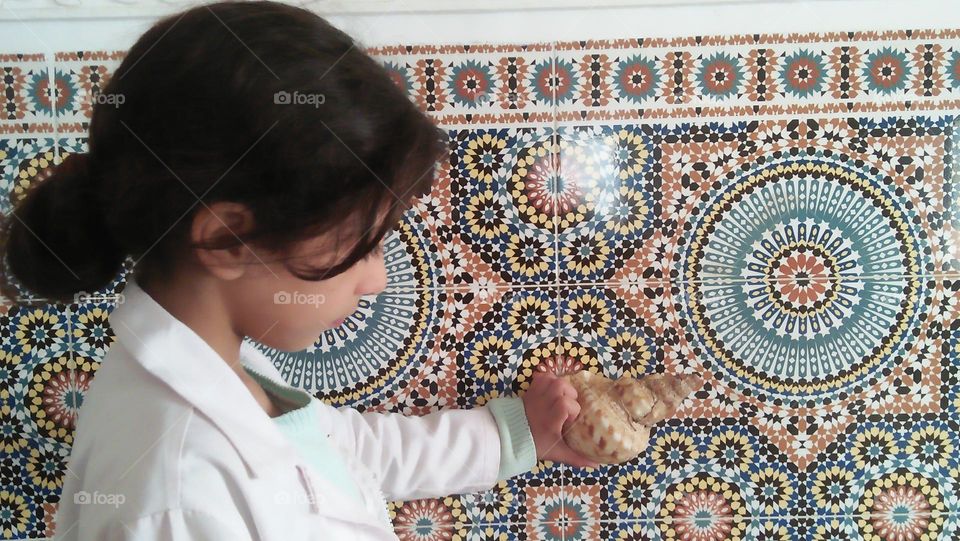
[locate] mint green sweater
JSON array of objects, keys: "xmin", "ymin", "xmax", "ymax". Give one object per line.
[{"xmin": 244, "ymin": 367, "xmax": 537, "ymax": 505}]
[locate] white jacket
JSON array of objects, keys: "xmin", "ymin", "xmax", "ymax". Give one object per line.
[{"xmin": 54, "ymin": 279, "xmax": 513, "ymax": 540}]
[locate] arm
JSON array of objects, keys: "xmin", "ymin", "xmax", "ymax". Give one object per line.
[
  {"xmin": 486, "ymin": 396, "xmax": 538, "ymax": 481},
  {"xmin": 316, "ymin": 370, "xmax": 598, "ymax": 502},
  {"xmin": 325, "ymin": 402, "xmax": 498, "ymax": 501}
]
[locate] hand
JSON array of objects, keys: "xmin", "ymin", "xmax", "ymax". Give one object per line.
[{"xmin": 520, "ymin": 370, "xmax": 602, "ymax": 469}]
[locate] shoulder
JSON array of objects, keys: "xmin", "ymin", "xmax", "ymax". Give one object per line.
[{"xmin": 61, "ymin": 344, "xmax": 253, "ymax": 531}]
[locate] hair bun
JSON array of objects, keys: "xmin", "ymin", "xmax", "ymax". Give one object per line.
[{"xmin": 0, "ymin": 151, "xmax": 125, "ymax": 305}]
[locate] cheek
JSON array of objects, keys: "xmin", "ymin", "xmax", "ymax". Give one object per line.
[
  {"xmin": 262, "ymin": 273, "xmax": 358, "ymax": 340},
  {"xmin": 282, "ymin": 292, "xmax": 335, "ymax": 327},
  {"xmin": 239, "ymin": 272, "xmax": 350, "ymax": 351},
  {"xmin": 255, "ymin": 301, "xmax": 330, "ymax": 352}
]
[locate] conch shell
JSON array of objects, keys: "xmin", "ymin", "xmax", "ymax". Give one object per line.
[{"xmin": 561, "ymin": 371, "xmax": 703, "ymax": 464}]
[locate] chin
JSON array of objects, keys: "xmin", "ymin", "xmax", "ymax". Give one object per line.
[{"xmin": 271, "ymin": 336, "xmax": 320, "ymax": 353}]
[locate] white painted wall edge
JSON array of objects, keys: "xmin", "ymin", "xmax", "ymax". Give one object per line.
[
  {"xmin": 0, "ymin": 0, "xmax": 808, "ymax": 20},
  {"xmin": 2, "ymin": 0, "xmax": 959, "ymax": 58}
]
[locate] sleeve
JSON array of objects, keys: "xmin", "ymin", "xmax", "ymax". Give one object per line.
[
  {"xmin": 321, "ymin": 401, "xmax": 505, "ymax": 502},
  {"xmin": 104, "ymin": 508, "xmax": 255, "ymax": 541},
  {"xmin": 486, "ymin": 396, "xmax": 538, "ymax": 481}
]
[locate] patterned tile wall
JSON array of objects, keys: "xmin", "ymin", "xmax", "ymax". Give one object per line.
[{"xmin": 1, "ymin": 28, "xmax": 959, "ymax": 540}]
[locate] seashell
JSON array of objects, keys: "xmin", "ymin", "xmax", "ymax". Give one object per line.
[{"xmin": 561, "ymin": 371, "xmax": 704, "ymax": 465}]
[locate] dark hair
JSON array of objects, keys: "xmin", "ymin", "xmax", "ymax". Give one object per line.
[{"xmin": 0, "ymin": 0, "xmax": 446, "ymax": 305}]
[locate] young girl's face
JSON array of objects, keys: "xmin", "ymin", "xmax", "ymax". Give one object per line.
[{"xmin": 230, "ymin": 225, "xmax": 389, "ymax": 353}]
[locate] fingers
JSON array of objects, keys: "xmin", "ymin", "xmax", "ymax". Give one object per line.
[
  {"xmin": 549, "ymin": 440, "xmax": 603, "ymax": 469},
  {"xmin": 551, "ymin": 395, "xmax": 581, "ymax": 435},
  {"xmin": 557, "ymin": 380, "xmax": 577, "ymax": 401},
  {"xmin": 528, "ymin": 370, "xmax": 555, "ymax": 391},
  {"xmin": 530, "ymin": 367, "xmax": 646, "ymax": 471},
  {"xmin": 533, "ymin": 369, "xmax": 557, "ymax": 380},
  {"xmin": 528, "ymin": 371, "xmax": 578, "ymax": 404},
  {"xmin": 544, "ymin": 372, "xmax": 578, "ymax": 399},
  {"xmin": 560, "ymin": 397, "xmax": 581, "ymax": 433}
]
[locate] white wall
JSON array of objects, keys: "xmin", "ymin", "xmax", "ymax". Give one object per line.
[{"xmin": 3, "ymin": 0, "xmax": 960, "ymax": 56}]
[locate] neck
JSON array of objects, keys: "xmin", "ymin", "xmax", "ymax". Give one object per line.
[
  {"xmin": 135, "ymin": 269, "xmax": 245, "ymax": 376},
  {"xmin": 133, "ymin": 267, "xmax": 283, "ymax": 418}
]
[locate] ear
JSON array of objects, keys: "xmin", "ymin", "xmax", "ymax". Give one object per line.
[{"xmin": 190, "ymin": 201, "xmax": 259, "ymax": 281}]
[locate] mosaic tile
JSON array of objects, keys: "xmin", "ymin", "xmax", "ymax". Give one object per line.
[
  {"xmin": 4, "ymin": 438, "xmax": 69, "ymax": 531},
  {"xmin": 553, "ymin": 283, "xmax": 675, "ymax": 377},
  {"xmin": 452, "ymin": 484, "xmax": 522, "ymax": 526},
  {"xmin": 519, "ymin": 483, "xmax": 567, "ymax": 539},
  {"xmin": 382, "ymin": 209, "xmax": 446, "ymax": 291},
  {"xmin": 0, "ymin": 134, "xmax": 56, "ymax": 225},
  {"xmin": 14, "ymin": 305, "xmax": 94, "ymax": 456},
  {"xmin": 0, "ymin": 53, "xmax": 53, "ymax": 129},
  {"xmin": 553, "ymin": 31, "xmax": 960, "ymax": 122},
  {"xmin": 553, "ymin": 125, "xmax": 664, "ymax": 284},
  {"xmin": 652, "ymin": 514, "xmax": 957, "ymax": 541},
  {"xmin": 2, "ymin": 28, "xmax": 960, "ymax": 540},
  {"xmin": 566, "ymin": 518, "xmax": 665, "ymax": 541},
  {"xmin": 1, "ymin": 297, "xmax": 80, "ymax": 539},
  {"xmin": 367, "ymin": 44, "xmax": 556, "ymax": 128},
  {"xmin": 550, "ymin": 276, "xmax": 959, "ymax": 524},
  {"xmin": 360, "ymin": 285, "xmax": 563, "ymax": 525},
  {"xmin": 432, "ymin": 126, "xmax": 558, "ymax": 288},
  {"xmin": 52, "ymin": 51, "xmax": 126, "ymax": 135},
  {"xmin": 674, "ymin": 271, "xmax": 952, "ymax": 466},
  {"xmin": 553, "ymin": 116, "xmax": 957, "ymax": 287},
  {"xmin": 812, "ymin": 438, "xmax": 958, "ymax": 515},
  {"xmin": 939, "ymin": 117, "xmax": 960, "ymax": 276},
  {"xmin": 646, "ymin": 116, "xmax": 949, "ymax": 283},
  {"xmin": 67, "ymin": 298, "xmax": 116, "ymax": 367},
  {"xmin": 392, "ymin": 520, "xmax": 559, "ymax": 541},
  {"xmin": 632, "ymin": 517, "xmax": 840, "ymax": 541},
  {"xmin": 1, "ymin": 302, "xmax": 71, "ymax": 380},
  {"xmin": 562, "ymin": 426, "xmax": 781, "ymax": 523},
  {"xmin": 570, "ymin": 513, "xmax": 960, "ymax": 541}
]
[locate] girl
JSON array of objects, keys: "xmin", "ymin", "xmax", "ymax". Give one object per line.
[{"xmin": 0, "ymin": 1, "xmax": 599, "ymax": 539}]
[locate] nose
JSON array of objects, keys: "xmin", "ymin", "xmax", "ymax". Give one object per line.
[{"xmin": 358, "ymin": 258, "xmax": 388, "ymax": 296}]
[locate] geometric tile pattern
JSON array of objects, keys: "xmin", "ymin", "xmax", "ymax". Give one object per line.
[{"xmin": 2, "ymin": 29, "xmax": 960, "ymax": 540}]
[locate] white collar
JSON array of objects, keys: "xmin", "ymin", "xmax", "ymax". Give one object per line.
[{"xmin": 108, "ymin": 277, "xmax": 302, "ymax": 479}]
